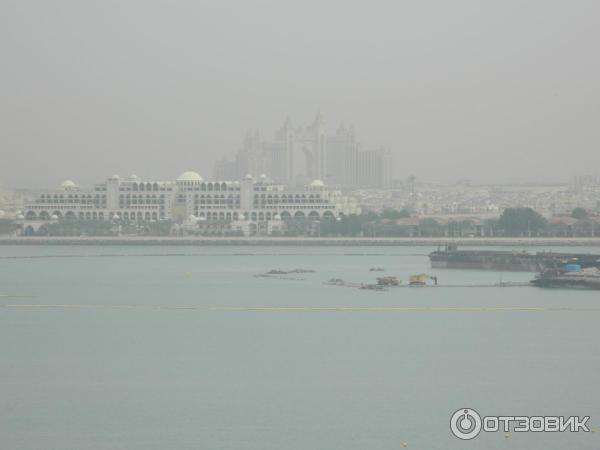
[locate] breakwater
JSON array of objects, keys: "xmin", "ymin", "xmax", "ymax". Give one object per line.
[{"xmin": 2, "ymin": 236, "xmax": 600, "ymax": 246}]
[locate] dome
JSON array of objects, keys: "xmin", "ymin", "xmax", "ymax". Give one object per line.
[
  {"xmin": 177, "ymin": 171, "xmax": 203, "ymax": 182},
  {"xmin": 273, "ymin": 214, "xmax": 281, "ymax": 220},
  {"xmin": 60, "ymin": 180, "xmax": 77, "ymax": 189},
  {"xmin": 128, "ymin": 174, "xmax": 140, "ymax": 181},
  {"xmin": 259, "ymin": 174, "xmax": 268, "ymax": 181},
  {"xmin": 309, "ymin": 179, "xmax": 325, "ymax": 188},
  {"xmin": 244, "ymin": 174, "xmax": 253, "ymax": 180}
]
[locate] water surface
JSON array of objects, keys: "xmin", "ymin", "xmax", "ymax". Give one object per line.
[{"xmin": 1, "ymin": 245, "xmax": 598, "ymax": 449}]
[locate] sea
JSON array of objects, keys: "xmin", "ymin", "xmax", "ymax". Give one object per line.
[{"xmin": 1, "ymin": 244, "xmax": 599, "ymax": 450}]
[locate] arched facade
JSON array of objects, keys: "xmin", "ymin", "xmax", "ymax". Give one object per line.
[{"xmin": 20, "ymin": 172, "xmax": 360, "ymax": 236}]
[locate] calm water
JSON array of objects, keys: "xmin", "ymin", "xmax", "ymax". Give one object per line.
[{"xmin": 1, "ymin": 245, "xmax": 599, "ymax": 450}]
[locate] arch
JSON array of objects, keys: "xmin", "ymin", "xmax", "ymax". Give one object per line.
[
  {"xmin": 152, "ymin": 212, "xmax": 157, "ymax": 220},
  {"xmin": 25, "ymin": 210, "xmax": 37, "ymax": 220},
  {"xmin": 259, "ymin": 212, "xmax": 265, "ymax": 221},
  {"xmin": 65, "ymin": 211, "xmax": 76, "ymax": 219},
  {"xmin": 39, "ymin": 211, "xmax": 50, "ymax": 220},
  {"xmin": 280, "ymin": 211, "xmax": 291, "ymax": 220},
  {"xmin": 145, "ymin": 212, "xmax": 151, "ymax": 220},
  {"xmin": 233, "ymin": 212, "xmax": 239, "ymax": 220},
  {"xmin": 251, "ymin": 212, "xmax": 257, "ymax": 221},
  {"xmin": 52, "ymin": 211, "xmax": 62, "ymax": 219},
  {"xmin": 323, "ymin": 211, "xmax": 335, "ymax": 219},
  {"xmin": 23, "ymin": 225, "xmax": 35, "ymax": 236},
  {"xmin": 308, "ymin": 211, "xmax": 320, "ymax": 219},
  {"xmin": 294, "ymin": 211, "xmax": 306, "ymax": 219},
  {"xmin": 79, "ymin": 212, "xmax": 85, "ymax": 220}
]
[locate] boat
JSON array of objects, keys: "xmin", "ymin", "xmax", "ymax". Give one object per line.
[
  {"xmin": 531, "ymin": 266, "xmax": 600, "ymax": 289},
  {"xmin": 429, "ymin": 244, "xmax": 600, "ymax": 272},
  {"xmin": 369, "ymin": 267, "xmax": 385, "ymax": 272}
]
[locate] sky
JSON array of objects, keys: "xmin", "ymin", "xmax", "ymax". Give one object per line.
[{"xmin": 1, "ymin": 0, "xmax": 599, "ymax": 188}]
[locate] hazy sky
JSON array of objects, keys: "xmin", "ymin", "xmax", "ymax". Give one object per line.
[{"xmin": 1, "ymin": 0, "xmax": 599, "ymax": 188}]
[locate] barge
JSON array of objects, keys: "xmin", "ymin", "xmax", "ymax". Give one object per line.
[
  {"xmin": 429, "ymin": 245, "xmax": 600, "ymax": 272},
  {"xmin": 531, "ymin": 267, "xmax": 600, "ymax": 289}
]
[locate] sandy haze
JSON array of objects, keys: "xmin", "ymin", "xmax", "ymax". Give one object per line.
[{"xmin": 1, "ymin": 0, "xmax": 599, "ymax": 188}]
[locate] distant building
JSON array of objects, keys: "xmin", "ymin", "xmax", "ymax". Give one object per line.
[
  {"xmin": 573, "ymin": 175, "xmax": 599, "ymax": 192},
  {"xmin": 356, "ymin": 148, "xmax": 392, "ymax": 188},
  {"xmin": 20, "ymin": 172, "xmax": 360, "ymax": 235},
  {"xmin": 213, "ymin": 155, "xmax": 237, "ymax": 181},
  {"xmin": 215, "ymin": 113, "xmax": 393, "ymax": 188}
]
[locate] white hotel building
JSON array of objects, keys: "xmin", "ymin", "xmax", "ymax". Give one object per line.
[{"xmin": 21, "ymin": 171, "xmax": 360, "ymax": 235}]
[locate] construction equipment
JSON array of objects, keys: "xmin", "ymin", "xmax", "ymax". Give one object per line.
[{"xmin": 409, "ymin": 273, "xmax": 438, "ymax": 287}]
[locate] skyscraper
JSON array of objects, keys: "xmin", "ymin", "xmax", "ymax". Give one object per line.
[{"xmin": 214, "ymin": 113, "xmax": 392, "ymax": 188}]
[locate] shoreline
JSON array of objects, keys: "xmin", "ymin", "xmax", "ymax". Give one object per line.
[{"xmin": 2, "ymin": 236, "xmax": 600, "ymax": 246}]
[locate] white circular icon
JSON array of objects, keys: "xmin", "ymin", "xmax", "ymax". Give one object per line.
[{"xmin": 450, "ymin": 408, "xmax": 482, "ymax": 440}]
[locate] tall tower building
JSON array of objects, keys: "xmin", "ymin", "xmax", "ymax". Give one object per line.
[{"xmin": 214, "ymin": 113, "xmax": 393, "ymax": 188}]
